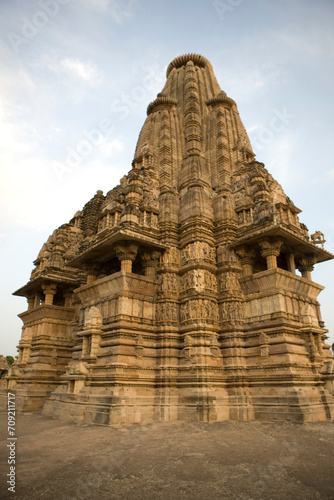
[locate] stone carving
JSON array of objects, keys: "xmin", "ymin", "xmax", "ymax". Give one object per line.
[
  {"xmin": 181, "ymin": 242, "xmax": 215, "ymax": 264},
  {"xmin": 160, "ymin": 247, "xmax": 180, "ymax": 267},
  {"xmin": 141, "ymin": 251, "xmax": 161, "ymax": 278},
  {"xmin": 31, "ymin": 225, "xmax": 83, "ymax": 279},
  {"xmin": 159, "ymin": 273, "xmax": 179, "ymax": 293},
  {"xmin": 219, "ymin": 272, "xmax": 241, "ymax": 292},
  {"xmin": 181, "ymin": 334, "xmax": 194, "ymax": 359},
  {"xmin": 209, "ymin": 334, "xmax": 222, "ymax": 358},
  {"xmin": 114, "ymin": 243, "xmax": 138, "ymax": 262},
  {"xmin": 259, "ymin": 332, "xmax": 269, "ymax": 358},
  {"xmin": 311, "ymin": 231, "xmax": 325, "ymax": 249},
  {"xmin": 259, "ymin": 239, "xmax": 282, "ymax": 255},
  {"xmin": 253, "ymin": 203, "xmax": 273, "ymax": 223},
  {"xmin": 259, "ymin": 239, "xmax": 282, "ymax": 270},
  {"xmin": 141, "ymin": 189, "xmax": 159, "ymax": 210},
  {"xmin": 220, "ymin": 301, "xmax": 243, "ymax": 322},
  {"xmin": 180, "ymin": 270, "xmax": 217, "ymax": 292},
  {"xmin": 180, "ymin": 299, "xmax": 218, "ymax": 322},
  {"xmin": 235, "ymin": 246, "xmax": 256, "ymax": 276},
  {"xmin": 66, "ymin": 360, "xmax": 89, "ymax": 377},
  {"xmin": 155, "ymin": 302, "xmax": 178, "ymax": 323},
  {"xmin": 216, "ymin": 245, "xmax": 240, "ymax": 266},
  {"xmin": 308, "ymin": 333, "xmax": 317, "ymax": 362},
  {"xmin": 297, "ymin": 257, "xmax": 317, "ymax": 280}
]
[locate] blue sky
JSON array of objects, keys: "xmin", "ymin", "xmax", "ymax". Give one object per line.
[{"xmin": 1, "ymin": 0, "xmax": 334, "ymax": 355}]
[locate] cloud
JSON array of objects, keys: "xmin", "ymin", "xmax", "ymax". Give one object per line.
[
  {"xmin": 83, "ymin": 0, "xmax": 110, "ymax": 10},
  {"xmin": 273, "ymin": 25, "xmax": 334, "ymax": 58},
  {"xmin": 0, "ymin": 155, "xmax": 54, "ymax": 229},
  {"xmin": 328, "ymin": 169, "xmax": 334, "ymax": 181},
  {"xmin": 108, "ymin": 0, "xmax": 137, "ymax": 23},
  {"xmin": 249, "ymin": 131, "xmax": 296, "ymax": 188},
  {"xmin": 217, "ymin": 61, "xmax": 286, "ymax": 103},
  {"xmin": 0, "ymin": 149, "xmax": 126, "ymax": 231},
  {"xmin": 56, "ymin": 57, "xmax": 103, "ymax": 86},
  {"xmin": 0, "ymin": 98, "xmax": 38, "ymax": 154},
  {"xmin": 80, "ymin": 0, "xmax": 137, "ymax": 23},
  {"xmin": 99, "ymin": 137, "xmax": 124, "ymax": 157}
]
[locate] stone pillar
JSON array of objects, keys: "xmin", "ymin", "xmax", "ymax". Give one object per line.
[
  {"xmin": 64, "ymin": 292, "xmax": 72, "ymax": 307},
  {"xmin": 84, "ymin": 263, "xmax": 101, "ymax": 285},
  {"xmin": 235, "ymin": 246, "xmax": 256, "ymax": 276},
  {"xmin": 287, "ymin": 253, "xmax": 296, "ymax": 274},
  {"xmin": 298, "ymin": 257, "xmax": 315, "ymax": 280},
  {"xmin": 34, "ymin": 291, "xmax": 42, "ymax": 307},
  {"xmin": 27, "ymin": 296, "xmax": 35, "ymax": 311},
  {"xmin": 87, "ymin": 268, "xmax": 98, "ymax": 285},
  {"xmin": 86, "ymin": 273, "xmax": 97, "ymax": 285},
  {"xmin": 259, "ymin": 239, "xmax": 282, "ymax": 270},
  {"xmin": 82, "ymin": 336, "xmax": 90, "ymax": 357},
  {"xmin": 42, "ymin": 283, "xmax": 57, "ymax": 305},
  {"xmin": 90, "ymin": 334, "xmax": 101, "ymax": 358},
  {"xmin": 114, "ymin": 243, "xmax": 138, "ymax": 273},
  {"xmin": 141, "ymin": 251, "xmax": 161, "ymax": 278}
]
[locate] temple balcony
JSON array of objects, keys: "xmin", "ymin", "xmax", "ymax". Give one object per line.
[{"xmin": 240, "ymin": 267, "xmax": 324, "ymax": 328}]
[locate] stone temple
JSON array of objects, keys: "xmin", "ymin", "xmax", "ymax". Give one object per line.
[{"xmin": 7, "ymin": 54, "xmax": 334, "ymax": 424}]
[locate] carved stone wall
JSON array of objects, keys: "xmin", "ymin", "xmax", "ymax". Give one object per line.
[{"xmin": 9, "ymin": 53, "xmax": 334, "ymax": 424}]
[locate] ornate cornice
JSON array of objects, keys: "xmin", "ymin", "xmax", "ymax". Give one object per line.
[
  {"xmin": 146, "ymin": 94, "xmax": 178, "ymax": 115},
  {"xmin": 166, "ymin": 53, "xmax": 209, "ymax": 76},
  {"xmin": 206, "ymin": 91, "xmax": 236, "ymax": 108}
]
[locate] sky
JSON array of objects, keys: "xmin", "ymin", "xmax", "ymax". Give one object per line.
[{"xmin": 0, "ymin": 0, "xmax": 334, "ymax": 356}]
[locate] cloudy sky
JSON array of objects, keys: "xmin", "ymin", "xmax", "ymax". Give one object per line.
[{"xmin": 1, "ymin": 0, "xmax": 334, "ymax": 355}]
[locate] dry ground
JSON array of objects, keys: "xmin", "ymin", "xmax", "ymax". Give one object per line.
[{"xmin": 1, "ymin": 411, "xmax": 334, "ymax": 500}]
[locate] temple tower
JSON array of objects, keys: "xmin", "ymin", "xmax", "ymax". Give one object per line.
[{"xmin": 7, "ymin": 54, "xmax": 334, "ymax": 423}]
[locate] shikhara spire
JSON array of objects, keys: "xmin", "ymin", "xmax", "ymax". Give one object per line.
[{"xmin": 6, "ymin": 54, "xmax": 334, "ymax": 424}]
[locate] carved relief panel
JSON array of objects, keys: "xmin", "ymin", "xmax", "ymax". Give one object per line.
[
  {"xmin": 219, "ymin": 272, "xmax": 242, "ymax": 292},
  {"xmin": 219, "ymin": 301, "xmax": 243, "ymax": 322},
  {"xmin": 158, "ymin": 273, "xmax": 179, "ymax": 294},
  {"xmin": 180, "ymin": 299, "xmax": 219, "ymax": 323},
  {"xmin": 181, "ymin": 241, "xmax": 215, "ymax": 264},
  {"xmin": 155, "ymin": 302, "xmax": 179, "ymax": 324},
  {"xmin": 180, "ymin": 269, "xmax": 217, "ymax": 293},
  {"xmin": 160, "ymin": 247, "xmax": 180, "ymax": 268}
]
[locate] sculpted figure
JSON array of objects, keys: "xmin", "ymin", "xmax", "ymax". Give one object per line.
[{"xmin": 310, "ymin": 231, "xmax": 325, "ymax": 249}]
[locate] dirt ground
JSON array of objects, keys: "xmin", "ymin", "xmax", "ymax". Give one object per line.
[{"xmin": 1, "ymin": 411, "xmax": 334, "ymax": 500}]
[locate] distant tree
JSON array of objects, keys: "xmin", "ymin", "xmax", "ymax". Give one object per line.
[{"xmin": 6, "ymin": 356, "xmax": 14, "ymax": 367}]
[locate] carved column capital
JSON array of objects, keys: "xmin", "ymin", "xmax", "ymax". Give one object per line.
[
  {"xmin": 141, "ymin": 250, "xmax": 161, "ymax": 278},
  {"xmin": 114, "ymin": 242, "xmax": 138, "ymax": 272},
  {"xmin": 27, "ymin": 295, "xmax": 35, "ymax": 311},
  {"xmin": 235, "ymin": 245, "xmax": 256, "ymax": 276},
  {"xmin": 259, "ymin": 239, "xmax": 282, "ymax": 257},
  {"xmin": 114, "ymin": 242, "xmax": 139, "ymax": 261},
  {"xmin": 41, "ymin": 282, "xmax": 57, "ymax": 293},
  {"xmin": 141, "ymin": 250, "xmax": 161, "ymax": 264},
  {"xmin": 42, "ymin": 283, "xmax": 57, "ymax": 305},
  {"xmin": 297, "ymin": 256, "xmax": 316, "ymax": 280},
  {"xmin": 83, "ymin": 263, "xmax": 101, "ymax": 285},
  {"xmin": 259, "ymin": 239, "xmax": 282, "ymax": 269}
]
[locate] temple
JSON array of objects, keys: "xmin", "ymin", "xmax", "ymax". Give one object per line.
[{"xmin": 7, "ymin": 54, "xmax": 334, "ymax": 423}]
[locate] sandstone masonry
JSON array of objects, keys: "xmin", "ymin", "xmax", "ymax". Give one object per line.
[{"xmin": 7, "ymin": 54, "xmax": 334, "ymax": 424}]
